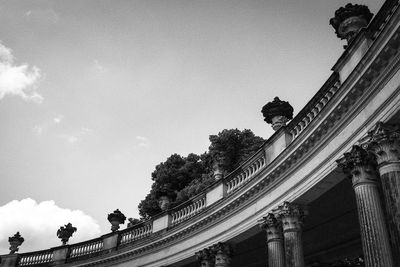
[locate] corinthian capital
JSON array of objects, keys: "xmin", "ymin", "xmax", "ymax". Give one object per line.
[
  {"xmin": 258, "ymin": 213, "xmax": 283, "ymax": 242},
  {"xmin": 363, "ymin": 122, "xmax": 400, "ymax": 165},
  {"xmin": 337, "ymin": 145, "xmax": 378, "ymax": 186},
  {"xmin": 277, "ymin": 202, "xmax": 304, "ymax": 232},
  {"xmin": 196, "ymin": 248, "xmax": 215, "ymax": 267}
]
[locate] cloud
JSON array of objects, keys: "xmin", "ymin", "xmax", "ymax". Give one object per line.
[
  {"xmin": 0, "ymin": 198, "xmax": 101, "ymax": 254},
  {"xmin": 93, "ymin": 60, "xmax": 107, "ymax": 73},
  {"xmin": 24, "ymin": 9, "xmax": 60, "ymax": 24},
  {"xmin": 0, "ymin": 42, "xmax": 42, "ymax": 103},
  {"xmin": 53, "ymin": 115, "xmax": 64, "ymax": 124},
  {"xmin": 136, "ymin": 136, "xmax": 150, "ymax": 147},
  {"xmin": 59, "ymin": 127, "xmax": 93, "ymax": 144}
]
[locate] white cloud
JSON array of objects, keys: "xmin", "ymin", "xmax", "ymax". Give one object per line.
[
  {"xmin": 136, "ymin": 136, "xmax": 150, "ymax": 147},
  {"xmin": 0, "ymin": 42, "xmax": 42, "ymax": 103},
  {"xmin": 59, "ymin": 127, "xmax": 93, "ymax": 144},
  {"xmin": 24, "ymin": 9, "xmax": 60, "ymax": 24},
  {"xmin": 0, "ymin": 198, "xmax": 101, "ymax": 254},
  {"xmin": 53, "ymin": 115, "xmax": 64, "ymax": 124},
  {"xmin": 93, "ymin": 60, "xmax": 107, "ymax": 73}
]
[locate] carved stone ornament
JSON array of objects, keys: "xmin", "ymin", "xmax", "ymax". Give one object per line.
[
  {"xmin": 196, "ymin": 248, "xmax": 215, "ymax": 267},
  {"xmin": 261, "ymin": 97, "xmax": 294, "ymax": 131},
  {"xmin": 107, "ymin": 209, "xmax": 126, "ymax": 232},
  {"xmin": 362, "ymin": 122, "xmax": 400, "ymax": 165},
  {"xmin": 213, "ymin": 160, "xmax": 224, "ymax": 181},
  {"xmin": 258, "ymin": 213, "xmax": 282, "ymax": 242},
  {"xmin": 8, "ymin": 232, "xmax": 24, "ymax": 254},
  {"xmin": 277, "ymin": 202, "xmax": 304, "ymax": 231},
  {"xmin": 336, "ymin": 145, "xmax": 378, "ymax": 186},
  {"xmin": 56, "ymin": 223, "xmax": 77, "ymax": 245},
  {"xmin": 211, "ymin": 242, "xmax": 233, "ymax": 267},
  {"xmin": 330, "ymin": 3, "xmax": 373, "ymax": 42}
]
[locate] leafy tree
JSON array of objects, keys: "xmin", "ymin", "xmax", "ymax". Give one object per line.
[
  {"xmin": 138, "ymin": 129, "xmax": 265, "ymax": 218},
  {"xmin": 209, "ymin": 129, "xmax": 265, "ymax": 173}
]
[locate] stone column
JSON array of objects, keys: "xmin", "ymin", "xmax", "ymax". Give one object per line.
[
  {"xmin": 278, "ymin": 202, "xmax": 305, "ymax": 267},
  {"xmin": 258, "ymin": 213, "xmax": 285, "ymax": 267},
  {"xmin": 196, "ymin": 248, "xmax": 214, "ymax": 267},
  {"xmin": 211, "ymin": 242, "xmax": 233, "ymax": 267},
  {"xmin": 363, "ymin": 122, "xmax": 400, "ymax": 260},
  {"xmin": 337, "ymin": 145, "xmax": 394, "ymax": 267}
]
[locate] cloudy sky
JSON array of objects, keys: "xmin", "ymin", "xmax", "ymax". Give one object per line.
[{"xmin": 0, "ymin": 0, "xmax": 384, "ymax": 254}]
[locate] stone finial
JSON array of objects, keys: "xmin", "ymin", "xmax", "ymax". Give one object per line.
[
  {"xmin": 156, "ymin": 184, "xmax": 174, "ymax": 211},
  {"xmin": 330, "ymin": 3, "xmax": 373, "ymax": 44},
  {"xmin": 196, "ymin": 248, "xmax": 215, "ymax": 267},
  {"xmin": 107, "ymin": 209, "xmax": 126, "ymax": 232},
  {"xmin": 8, "ymin": 232, "xmax": 24, "ymax": 254},
  {"xmin": 213, "ymin": 160, "xmax": 224, "ymax": 181},
  {"xmin": 57, "ymin": 223, "xmax": 77, "ymax": 245},
  {"xmin": 261, "ymin": 97, "xmax": 294, "ymax": 131}
]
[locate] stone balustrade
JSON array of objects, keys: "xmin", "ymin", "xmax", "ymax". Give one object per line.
[
  {"xmin": 120, "ymin": 223, "xmax": 152, "ymax": 245},
  {"xmin": 18, "ymin": 249, "xmax": 53, "ymax": 266},
  {"xmin": 68, "ymin": 238, "xmax": 104, "ymax": 259},
  {"xmin": 171, "ymin": 194, "xmax": 206, "ymax": 225}
]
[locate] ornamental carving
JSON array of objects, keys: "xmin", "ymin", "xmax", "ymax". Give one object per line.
[
  {"xmin": 261, "ymin": 97, "xmax": 294, "ymax": 131},
  {"xmin": 362, "ymin": 122, "xmax": 400, "ymax": 166},
  {"xmin": 107, "ymin": 209, "xmax": 126, "ymax": 232},
  {"xmin": 8, "ymin": 232, "xmax": 24, "ymax": 254},
  {"xmin": 337, "ymin": 145, "xmax": 378, "ymax": 186},
  {"xmin": 330, "ymin": 4, "xmax": 373, "ymax": 42},
  {"xmin": 211, "ymin": 242, "xmax": 233, "ymax": 267},
  {"xmin": 258, "ymin": 213, "xmax": 282, "ymax": 242},
  {"xmin": 277, "ymin": 202, "xmax": 304, "ymax": 231},
  {"xmin": 57, "ymin": 223, "xmax": 77, "ymax": 245},
  {"xmin": 196, "ymin": 248, "xmax": 215, "ymax": 267}
]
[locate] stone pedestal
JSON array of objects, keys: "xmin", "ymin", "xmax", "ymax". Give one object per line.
[
  {"xmin": 212, "ymin": 242, "xmax": 233, "ymax": 267},
  {"xmin": 0, "ymin": 254, "xmax": 19, "ymax": 267},
  {"xmin": 337, "ymin": 145, "xmax": 394, "ymax": 267},
  {"xmin": 258, "ymin": 213, "xmax": 285, "ymax": 267},
  {"xmin": 51, "ymin": 245, "xmax": 69, "ymax": 265},
  {"xmin": 102, "ymin": 232, "xmax": 119, "ymax": 253},
  {"xmin": 364, "ymin": 122, "xmax": 400, "ymax": 263},
  {"xmin": 278, "ymin": 202, "xmax": 305, "ymax": 267}
]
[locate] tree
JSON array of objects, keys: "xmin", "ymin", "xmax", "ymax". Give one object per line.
[
  {"xmin": 137, "ymin": 129, "xmax": 265, "ymax": 218},
  {"xmin": 208, "ymin": 129, "xmax": 265, "ymax": 173}
]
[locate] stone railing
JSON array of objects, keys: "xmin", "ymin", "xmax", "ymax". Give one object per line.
[
  {"xmin": 171, "ymin": 193, "xmax": 207, "ymax": 225},
  {"xmin": 120, "ymin": 223, "xmax": 152, "ymax": 246},
  {"xmin": 18, "ymin": 249, "xmax": 53, "ymax": 266},
  {"xmin": 287, "ymin": 73, "xmax": 341, "ymax": 141},
  {"xmin": 226, "ymin": 149, "xmax": 266, "ymax": 194},
  {"xmin": 68, "ymin": 237, "xmax": 104, "ymax": 259}
]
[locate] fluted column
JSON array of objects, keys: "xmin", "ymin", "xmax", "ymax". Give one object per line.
[
  {"xmin": 278, "ymin": 202, "xmax": 305, "ymax": 267},
  {"xmin": 258, "ymin": 213, "xmax": 285, "ymax": 267},
  {"xmin": 337, "ymin": 145, "xmax": 394, "ymax": 267},
  {"xmin": 211, "ymin": 242, "xmax": 233, "ymax": 267},
  {"xmin": 196, "ymin": 248, "xmax": 215, "ymax": 267},
  {"xmin": 363, "ymin": 122, "xmax": 400, "ymax": 261}
]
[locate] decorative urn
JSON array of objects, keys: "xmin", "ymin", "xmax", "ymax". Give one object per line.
[
  {"xmin": 261, "ymin": 97, "xmax": 294, "ymax": 131},
  {"xmin": 8, "ymin": 232, "xmax": 24, "ymax": 254},
  {"xmin": 107, "ymin": 209, "xmax": 126, "ymax": 232},
  {"xmin": 213, "ymin": 160, "xmax": 224, "ymax": 181},
  {"xmin": 57, "ymin": 223, "xmax": 77, "ymax": 245},
  {"xmin": 330, "ymin": 3, "xmax": 373, "ymax": 44},
  {"xmin": 157, "ymin": 184, "xmax": 174, "ymax": 211}
]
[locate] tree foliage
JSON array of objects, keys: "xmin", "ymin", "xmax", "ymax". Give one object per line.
[{"xmin": 138, "ymin": 129, "xmax": 265, "ymax": 218}]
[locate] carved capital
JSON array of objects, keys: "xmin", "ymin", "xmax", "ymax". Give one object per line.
[
  {"xmin": 277, "ymin": 202, "xmax": 304, "ymax": 232},
  {"xmin": 196, "ymin": 248, "xmax": 215, "ymax": 267},
  {"xmin": 337, "ymin": 145, "xmax": 378, "ymax": 186},
  {"xmin": 363, "ymin": 122, "xmax": 400, "ymax": 166},
  {"xmin": 211, "ymin": 242, "xmax": 233, "ymax": 267},
  {"xmin": 258, "ymin": 213, "xmax": 283, "ymax": 242}
]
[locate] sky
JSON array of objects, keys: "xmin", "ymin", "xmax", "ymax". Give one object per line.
[{"xmin": 0, "ymin": 0, "xmax": 384, "ymax": 254}]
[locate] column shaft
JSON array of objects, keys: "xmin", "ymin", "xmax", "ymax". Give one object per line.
[
  {"xmin": 283, "ymin": 231, "xmax": 304, "ymax": 267},
  {"xmin": 267, "ymin": 238, "xmax": 285, "ymax": 267},
  {"xmin": 354, "ymin": 183, "xmax": 394, "ymax": 266}
]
